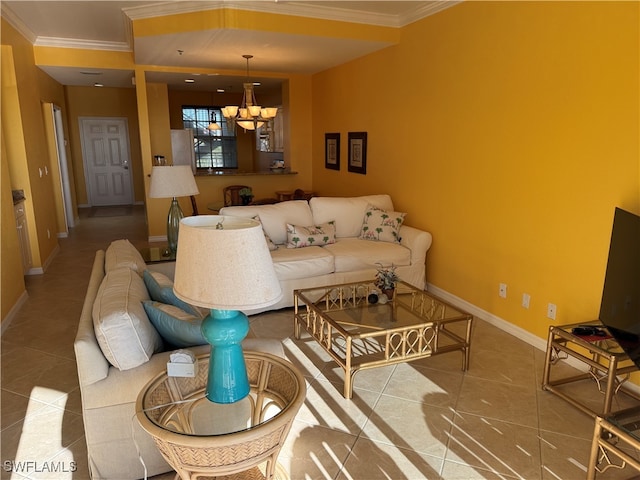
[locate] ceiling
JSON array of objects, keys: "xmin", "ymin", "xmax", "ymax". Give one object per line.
[{"xmin": 1, "ymin": 1, "xmax": 459, "ymax": 91}]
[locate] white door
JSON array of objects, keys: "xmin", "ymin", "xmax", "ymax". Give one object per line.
[{"xmin": 80, "ymin": 117, "xmax": 133, "ymax": 206}]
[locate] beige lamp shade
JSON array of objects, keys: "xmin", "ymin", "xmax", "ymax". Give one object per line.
[
  {"xmin": 173, "ymin": 216, "xmax": 282, "ymax": 311},
  {"xmin": 149, "ymin": 165, "xmax": 199, "ymax": 198}
]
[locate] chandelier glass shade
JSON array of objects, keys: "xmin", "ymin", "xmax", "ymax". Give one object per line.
[{"xmin": 222, "ymin": 55, "xmax": 278, "ymax": 131}]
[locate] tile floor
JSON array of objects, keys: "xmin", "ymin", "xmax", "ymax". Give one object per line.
[{"xmin": 2, "ymin": 205, "xmax": 639, "ymax": 479}]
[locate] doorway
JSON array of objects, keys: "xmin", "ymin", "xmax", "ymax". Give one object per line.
[{"xmin": 79, "ymin": 117, "xmax": 133, "ymax": 206}]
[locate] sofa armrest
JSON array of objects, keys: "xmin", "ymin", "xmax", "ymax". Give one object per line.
[
  {"xmin": 399, "ymin": 225, "xmax": 433, "ymax": 266},
  {"xmin": 74, "ymin": 250, "xmax": 110, "ymax": 387}
]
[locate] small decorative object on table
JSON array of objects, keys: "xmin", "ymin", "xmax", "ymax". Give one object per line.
[
  {"xmin": 238, "ymin": 187, "xmax": 254, "ymax": 205},
  {"xmin": 375, "ymin": 263, "xmax": 399, "ymax": 300}
]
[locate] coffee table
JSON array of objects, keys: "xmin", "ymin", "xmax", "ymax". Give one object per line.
[{"xmin": 294, "ymin": 280, "xmax": 473, "ymax": 399}]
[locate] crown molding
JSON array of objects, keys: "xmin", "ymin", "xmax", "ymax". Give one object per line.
[
  {"xmin": 399, "ymin": 1, "xmax": 462, "ymax": 26},
  {"xmin": 33, "ymin": 36, "xmax": 131, "ymax": 52},
  {"xmin": 122, "ymin": 1, "xmax": 458, "ymax": 28},
  {"xmin": 3, "ymin": 1, "xmax": 462, "ymax": 52},
  {"xmin": 1, "ymin": 2, "xmax": 37, "ymax": 43}
]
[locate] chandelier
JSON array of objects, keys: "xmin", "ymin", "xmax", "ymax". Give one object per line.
[{"xmin": 221, "ymin": 55, "xmax": 278, "ymax": 131}]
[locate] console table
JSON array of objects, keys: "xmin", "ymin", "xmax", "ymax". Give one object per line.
[
  {"xmin": 542, "ymin": 322, "xmax": 640, "ymax": 418},
  {"xmin": 136, "ymin": 351, "xmax": 306, "ymax": 480}
]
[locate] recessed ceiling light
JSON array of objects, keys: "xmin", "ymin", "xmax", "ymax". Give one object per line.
[
  {"xmin": 253, "ymin": 82, "xmax": 261, "ymax": 86},
  {"xmin": 94, "ymin": 83, "xmax": 104, "ymax": 87},
  {"xmin": 217, "ymin": 88, "xmax": 225, "ymax": 93},
  {"xmin": 184, "ymin": 79, "xmax": 195, "ymax": 83}
]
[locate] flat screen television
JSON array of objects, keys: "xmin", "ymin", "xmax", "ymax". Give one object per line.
[{"xmin": 598, "ymin": 207, "xmax": 640, "ymax": 367}]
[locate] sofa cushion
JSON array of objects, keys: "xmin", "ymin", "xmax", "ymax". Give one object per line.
[
  {"xmin": 359, "ymin": 204, "xmax": 406, "ymax": 244},
  {"xmin": 92, "ymin": 267, "xmax": 163, "ymax": 370},
  {"xmin": 105, "ymin": 239, "xmax": 146, "ymax": 274},
  {"xmin": 323, "ymin": 238, "xmax": 411, "ymax": 273},
  {"xmin": 309, "ymin": 195, "xmax": 394, "ymax": 238},
  {"xmin": 142, "ymin": 270, "xmax": 204, "ymax": 317},
  {"xmin": 271, "ymin": 246, "xmax": 335, "ymax": 281},
  {"xmin": 219, "ymin": 200, "xmax": 313, "ymax": 245},
  {"xmin": 143, "ymin": 301, "xmax": 207, "ymax": 348},
  {"xmin": 286, "ymin": 221, "xmax": 336, "ymax": 248},
  {"xmin": 252, "ymin": 215, "xmax": 278, "ymax": 251}
]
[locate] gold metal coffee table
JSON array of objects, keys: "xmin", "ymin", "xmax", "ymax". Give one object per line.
[{"xmin": 294, "ymin": 280, "xmax": 473, "ymax": 399}]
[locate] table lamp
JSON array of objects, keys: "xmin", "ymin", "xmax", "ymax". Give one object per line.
[
  {"xmin": 172, "ymin": 216, "xmax": 283, "ymax": 403},
  {"xmin": 149, "ymin": 165, "xmax": 199, "ymax": 253}
]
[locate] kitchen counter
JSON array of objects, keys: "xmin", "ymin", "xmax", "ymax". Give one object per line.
[{"xmin": 195, "ymin": 170, "xmax": 297, "ymax": 177}]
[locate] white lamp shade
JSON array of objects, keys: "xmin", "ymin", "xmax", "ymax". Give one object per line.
[
  {"xmin": 173, "ymin": 216, "xmax": 282, "ymax": 311},
  {"xmin": 149, "ymin": 165, "xmax": 199, "ymax": 198}
]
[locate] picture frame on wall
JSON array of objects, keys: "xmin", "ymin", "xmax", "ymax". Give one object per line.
[
  {"xmin": 325, "ymin": 133, "xmax": 340, "ymax": 170},
  {"xmin": 348, "ymin": 132, "xmax": 367, "ymax": 175}
]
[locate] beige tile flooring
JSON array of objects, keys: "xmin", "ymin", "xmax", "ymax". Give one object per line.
[{"xmin": 2, "ymin": 205, "xmax": 640, "ymax": 479}]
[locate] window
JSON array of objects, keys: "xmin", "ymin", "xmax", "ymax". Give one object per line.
[{"xmin": 181, "ymin": 106, "xmax": 237, "ymax": 170}]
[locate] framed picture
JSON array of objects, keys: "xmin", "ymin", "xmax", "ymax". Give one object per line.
[
  {"xmin": 325, "ymin": 133, "xmax": 340, "ymax": 170},
  {"xmin": 348, "ymin": 132, "xmax": 367, "ymax": 175}
]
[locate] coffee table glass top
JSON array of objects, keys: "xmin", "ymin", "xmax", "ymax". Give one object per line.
[
  {"xmin": 296, "ymin": 280, "xmax": 471, "ymax": 332},
  {"xmin": 294, "ymin": 280, "xmax": 473, "ymax": 398}
]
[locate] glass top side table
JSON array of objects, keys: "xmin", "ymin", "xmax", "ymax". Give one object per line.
[
  {"xmin": 542, "ymin": 321, "xmax": 640, "ymax": 418},
  {"xmin": 136, "ymin": 351, "xmax": 306, "ymax": 480}
]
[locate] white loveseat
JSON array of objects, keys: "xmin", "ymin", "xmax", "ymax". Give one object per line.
[{"xmin": 219, "ymin": 194, "xmax": 433, "ymax": 314}]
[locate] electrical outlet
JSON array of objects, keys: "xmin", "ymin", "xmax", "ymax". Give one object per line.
[
  {"xmin": 522, "ymin": 293, "xmax": 531, "ymax": 309},
  {"xmin": 547, "ymin": 303, "xmax": 557, "ymax": 320},
  {"xmin": 499, "ymin": 283, "xmax": 507, "ymax": 298}
]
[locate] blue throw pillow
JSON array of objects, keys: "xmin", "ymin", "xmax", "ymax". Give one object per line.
[
  {"xmin": 143, "ymin": 301, "xmax": 208, "ymax": 348},
  {"xmin": 143, "ymin": 270, "xmax": 203, "ymax": 318}
]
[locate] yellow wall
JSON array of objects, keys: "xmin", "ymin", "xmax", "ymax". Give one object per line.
[
  {"xmin": 1, "ymin": 127, "xmax": 26, "ymax": 321},
  {"xmin": 1, "ymin": 21, "xmax": 61, "ymax": 270},
  {"xmin": 312, "ymin": 1, "xmax": 640, "ymax": 340}
]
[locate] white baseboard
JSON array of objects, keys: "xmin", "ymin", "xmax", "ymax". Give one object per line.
[
  {"xmin": 1, "ymin": 290, "xmax": 28, "ymax": 335},
  {"xmin": 426, "ymin": 282, "xmax": 640, "ymax": 395},
  {"xmin": 427, "ymin": 282, "xmax": 548, "ymax": 352},
  {"xmin": 25, "ymin": 244, "xmax": 60, "ymax": 276}
]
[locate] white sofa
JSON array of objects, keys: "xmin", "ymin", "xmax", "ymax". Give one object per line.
[
  {"xmin": 219, "ymin": 194, "xmax": 433, "ymax": 314},
  {"xmin": 74, "ymin": 249, "xmax": 284, "ymax": 480},
  {"xmin": 74, "ymin": 194, "xmax": 432, "ymax": 479}
]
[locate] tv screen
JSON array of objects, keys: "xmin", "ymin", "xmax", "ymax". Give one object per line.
[{"xmin": 598, "ymin": 207, "xmax": 640, "ymax": 367}]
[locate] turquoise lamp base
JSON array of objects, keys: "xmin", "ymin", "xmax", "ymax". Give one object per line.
[{"xmin": 200, "ymin": 309, "xmax": 250, "ymax": 403}]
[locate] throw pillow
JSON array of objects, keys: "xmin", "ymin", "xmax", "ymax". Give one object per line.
[
  {"xmin": 93, "ymin": 267, "xmax": 163, "ymax": 370},
  {"xmin": 252, "ymin": 215, "xmax": 278, "ymax": 251},
  {"xmin": 359, "ymin": 205, "xmax": 406, "ymax": 244},
  {"xmin": 143, "ymin": 270, "xmax": 204, "ymax": 318},
  {"xmin": 105, "ymin": 239, "xmax": 147, "ymax": 274},
  {"xmin": 143, "ymin": 301, "xmax": 208, "ymax": 348},
  {"xmin": 286, "ymin": 221, "xmax": 336, "ymax": 248}
]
